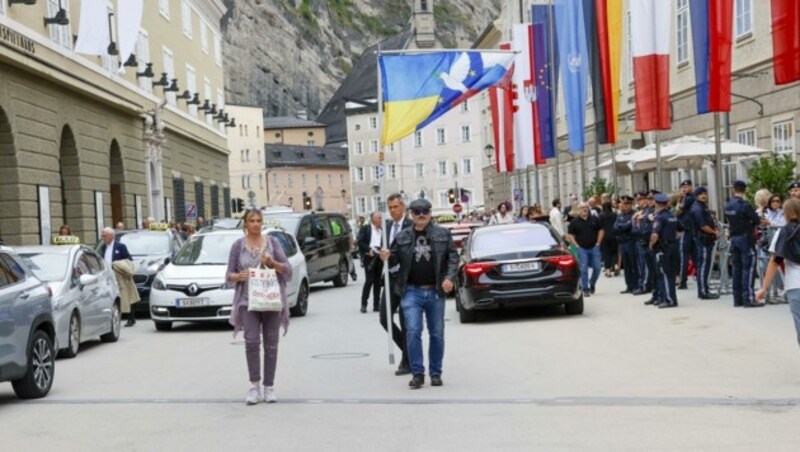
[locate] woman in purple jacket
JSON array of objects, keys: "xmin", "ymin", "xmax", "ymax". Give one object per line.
[{"xmin": 226, "ymin": 209, "xmax": 293, "ymax": 405}]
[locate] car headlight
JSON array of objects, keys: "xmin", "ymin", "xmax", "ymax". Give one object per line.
[{"xmin": 152, "ymin": 274, "xmax": 167, "ymax": 291}]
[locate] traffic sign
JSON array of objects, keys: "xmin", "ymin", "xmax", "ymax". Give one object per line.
[
  {"xmin": 185, "ymin": 202, "xmax": 197, "ymax": 220},
  {"xmin": 461, "ymin": 193, "xmax": 470, "ymax": 203},
  {"xmin": 453, "ymin": 203, "xmax": 463, "ymax": 214}
]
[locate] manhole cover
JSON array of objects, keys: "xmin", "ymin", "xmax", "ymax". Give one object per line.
[{"xmin": 311, "ymin": 353, "xmax": 370, "ymax": 360}]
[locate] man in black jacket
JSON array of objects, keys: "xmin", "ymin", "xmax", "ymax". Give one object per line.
[
  {"xmin": 357, "ymin": 212, "xmax": 384, "ymax": 313},
  {"xmin": 380, "ymin": 193, "xmax": 414, "ymax": 376},
  {"xmin": 380, "ymin": 199, "xmax": 458, "ymax": 389}
]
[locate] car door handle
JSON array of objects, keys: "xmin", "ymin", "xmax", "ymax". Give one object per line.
[{"xmin": 18, "ymin": 293, "xmax": 30, "ymax": 300}]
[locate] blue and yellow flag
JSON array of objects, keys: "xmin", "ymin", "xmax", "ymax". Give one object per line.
[{"xmin": 380, "ymin": 51, "xmax": 514, "ymax": 146}]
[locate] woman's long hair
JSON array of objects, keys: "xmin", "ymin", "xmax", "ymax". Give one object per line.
[{"xmin": 783, "ymin": 198, "xmax": 800, "ymax": 223}]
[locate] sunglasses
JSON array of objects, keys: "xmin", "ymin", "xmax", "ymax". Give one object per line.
[{"xmin": 411, "ymin": 208, "xmax": 431, "ymax": 216}]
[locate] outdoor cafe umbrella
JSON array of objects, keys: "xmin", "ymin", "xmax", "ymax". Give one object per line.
[{"xmin": 664, "ymin": 137, "xmax": 771, "ymax": 169}]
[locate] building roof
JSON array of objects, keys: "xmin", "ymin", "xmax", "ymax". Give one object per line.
[
  {"xmin": 316, "ymin": 30, "xmax": 413, "ymax": 145},
  {"xmin": 262, "ymin": 116, "xmax": 326, "ymax": 130},
  {"xmin": 264, "ymin": 144, "xmax": 349, "ymax": 169}
]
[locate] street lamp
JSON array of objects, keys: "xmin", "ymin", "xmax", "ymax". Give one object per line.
[{"xmin": 484, "ymin": 144, "xmax": 495, "ymax": 162}]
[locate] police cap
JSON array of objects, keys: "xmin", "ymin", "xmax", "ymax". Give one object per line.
[
  {"xmin": 680, "ymin": 179, "xmax": 693, "ymax": 187},
  {"xmin": 694, "ymin": 186, "xmax": 708, "ymax": 196},
  {"xmin": 789, "ymin": 181, "xmax": 800, "ymax": 191},
  {"xmin": 733, "ymin": 180, "xmax": 747, "ymax": 190},
  {"xmin": 654, "ymin": 193, "xmax": 669, "ymax": 204}
]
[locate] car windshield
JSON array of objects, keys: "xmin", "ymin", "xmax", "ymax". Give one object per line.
[
  {"xmin": 19, "ymin": 253, "xmax": 69, "ymax": 282},
  {"xmin": 472, "ymin": 226, "xmax": 558, "ymax": 257},
  {"xmin": 172, "ymin": 234, "xmax": 242, "ymax": 265},
  {"xmin": 119, "ymin": 232, "xmax": 170, "ymax": 256}
]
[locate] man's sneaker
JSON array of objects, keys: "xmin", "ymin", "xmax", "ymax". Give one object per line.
[
  {"xmin": 263, "ymin": 386, "xmax": 277, "ymax": 403},
  {"xmin": 395, "ymin": 364, "xmax": 411, "ymax": 376},
  {"xmin": 409, "ymin": 374, "xmax": 424, "ymax": 389},
  {"xmin": 245, "ymin": 387, "xmax": 261, "ymax": 405},
  {"xmin": 430, "ymin": 375, "xmax": 443, "ymax": 386}
]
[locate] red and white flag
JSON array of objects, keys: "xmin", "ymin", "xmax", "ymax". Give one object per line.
[
  {"xmin": 771, "ymin": 0, "xmax": 800, "ymax": 85},
  {"xmin": 512, "ymin": 24, "xmax": 537, "ymax": 169},
  {"xmin": 490, "ymin": 43, "xmax": 515, "ymax": 173},
  {"xmin": 630, "ymin": 0, "xmax": 671, "ymax": 131}
]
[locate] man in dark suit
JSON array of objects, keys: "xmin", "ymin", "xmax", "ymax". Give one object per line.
[
  {"xmin": 380, "ymin": 193, "xmax": 414, "ymax": 375},
  {"xmin": 99, "ymin": 227, "xmax": 135, "ymax": 325},
  {"xmin": 357, "ymin": 211, "xmax": 384, "ymax": 313}
]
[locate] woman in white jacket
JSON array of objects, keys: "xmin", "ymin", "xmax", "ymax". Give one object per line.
[{"xmin": 488, "ymin": 202, "xmax": 516, "ymax": 225}]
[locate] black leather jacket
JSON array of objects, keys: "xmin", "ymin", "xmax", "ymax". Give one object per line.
[{"xmin": 388, "ymin": 223, "xmax": 458, "ymax": 298}]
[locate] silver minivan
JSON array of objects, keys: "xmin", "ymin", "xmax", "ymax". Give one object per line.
[{"xmin": 0, "ymin": 246, "xmax": 56, "ymax": 399}]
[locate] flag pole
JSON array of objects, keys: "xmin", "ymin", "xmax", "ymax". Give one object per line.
[
  {"xmin": 655, "ymin": 131, "xmax": 662, "ymax": 191},
  {"xmin": 548, "ymin": 0, "xmax": 561, "ymax": 203},
  {"xmin": 713, "ymin": 112, "xmax": 724, "ymax": 214},
  {"xmin": 376, "ymin": 45, "xmax": 395, "ymax": 366}
]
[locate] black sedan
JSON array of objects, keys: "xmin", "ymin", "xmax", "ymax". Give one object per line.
[{"xmin": 454, "ymin": 222, "xmax": 582, "ymax": 323}]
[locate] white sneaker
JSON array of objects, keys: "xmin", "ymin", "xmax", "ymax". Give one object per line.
[
  {"xmin": 245, "ymin": 387, "xmax": 261, "ymax": 405},
  {"xmin": 263, "ymin": 386, "xmax": 277, "ymax": 403}
]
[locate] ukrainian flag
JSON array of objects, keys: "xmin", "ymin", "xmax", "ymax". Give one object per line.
[{"xmin": 380, "ymin": 51, "xmax": 514, "ymax": 146}]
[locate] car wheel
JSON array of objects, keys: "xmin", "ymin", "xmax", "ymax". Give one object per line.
[
  {"xmin": 12, "ymin": 329, "xmax": 55, "ymax": 399},
  {"xmin": 332, "ymin": 259, "xmax": 349, "ymax": 287},
  {"xmin": 565, "ymin": 296, "xmax": 584, "ymax": 315},
  {"xmin": 100, "ymin": 302, "xmax": 121, "ymax": 343},
  {"xmin": 154, "ymin": 320, "xmax": 173, "ymax": 331},
  {"xmin": 59, "ymin": 311, "xmax": 81, "ymax": 358},
  {"xmin": 457, "ymin": 296, "xmax": 476, "ymax": 323},
  {"xmin": 290, "ymin": 280, "xmax": 309, "ymax": 317}
]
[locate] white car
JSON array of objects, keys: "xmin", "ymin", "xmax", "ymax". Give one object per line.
[
  {"xmin": 149, "ymin": 228, "xmax": 309, "ymax": 331},
  {"xmin": 16, "ymin": 245, "xmax": 121, "ymax": 358}
]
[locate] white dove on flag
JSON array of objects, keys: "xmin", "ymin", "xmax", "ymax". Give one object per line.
[{"xmin": 440, "ymin": 52, "xmax": 471, "ymax": 93}]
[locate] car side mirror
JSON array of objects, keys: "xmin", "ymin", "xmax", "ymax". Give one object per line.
[
  {"xmin": 164, "ymin": 257, "xmax": 171, "ymax": 265},
  {"xmin": 78, "ymin": 274, "xmax": 98, "ymax": 287},
  {"xmin": 303, "ymin": 237, "xmax": 317, "ymax": 246}
]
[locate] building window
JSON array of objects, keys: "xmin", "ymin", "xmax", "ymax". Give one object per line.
[
  {"xmin": 372, "ymin": 196, "xmax": 381, "ymax": 211},
  {"xmin": 735, "ymin": 0, "xmax": 753, "ymax": 38},
  {"xmin": 159, "ymin": 0, "xmax": 170, "ymax": 19},
  {"xmin": 241, "ymin": 175, "xmax": 247, "ymax": 189},
  {"xmin": 355, "ymin": 167, "xmax": 365, "ymax": 182},
  {"xmin": 676, "ymin": 0, "xmax": 690, "ymax": 65},
  {"xmin": 354, "ymin": 123, "xmax": 361, "ymax": 131},
  {"xmin": 273, "ymin": 173, "xmax": 279, "ymax": 187},
  {"xmin": 737, "ymin": 128, "xmax": 756, "ymax": 147},
  {"xmin": 461, "ymin": 100, "xmax": 469, "ymax": 112},
  {"xmin": 136, "ymin": 30, "xmax": 152, "ymax": 93},
  {"xmin": 372, "ymin": 165, "xmax": 380, "ymax": 181},
  {"xmin": 357, "ymin": 197, "xmax": 367, "ymax": 214},
  {"xmin": 240, "ymin": 150, "xmax": 244, "ymax": 162},
  {"xmin": 415, "ymin": 163, "xmax": 424, "ymax": 179},
  {"xmin": 259, "ymin": 174, "xmax": 264, "ymax": 189},
  {"xmin": 213, "ymin": 32, "xmax": 222, "ymax": 66},
  {"xmin": 185, "ymin": 65, "xmax": 197, "ymax": 117},
  {"xmin": 414, "ymin": 131, "xmax": 423, "ymax": 148},
  {"xmin": 438, "ymin": 190, "xmax": 449, "ymax": 207},
  {"xmin": 461, "ymin": 125, "xmax": 471, "ymax": 143},
  {"xmin": 355, "ymin": 142, "xmax": 363, "ymax": 155},
  {"xmin": 436, "ymin": 128, "xmax": 446, "ymax": 145},
  {"xmin": 437, "ymin": 160, "xmax": 447, "ymax": 176},
  {"xmin": 420, "ymin": 0, "xmax": 429, "ymax": 12},
  {"xmin": 773, "ymin": 121, "xmax": 795, "ymax": 156},
  {"xmin": 204, "ymin": 78, "xmax": 212, "ymax": 126},
  {"xmin": 307, "ymin": 140, "xmax": 315, "ymax": 146},
  {"xmin": 162, "ymin": 47, "xmax": 176, "ymax": 107},
  {"xmin": 370, "ymin": 117, "xmax": 378, "ymax": 129},
  {"xmin": 370, "ymin": 140, "xmax": 379, "ymax": 153},
  {"xmin": 181, "ymin": 0, "xmax": 193, "ymax": 38},
  {"xmin": 246, "ymin": 149, "xmax": 250, "ymax": 162},
  {"xmin": 462, "ymin": 158, "xmax": 473, "ymax": 175},
  {"xmin": 200, "ymin": 19, "xmax": 209, "ymax": 53},
  {"xmin": 101, "ymin": 3, "xmax": 118, "ymax": 72},
  {"xmin": 388, "ymin": 164, "xmax": 397, "ymax": 180},
  {"xmin": 389, "ymin": 143, "xmax": 396, "ymax": 151},
  {"xmin": 47, "ymin": 0, "xmax": 72, "ymax": 49},
  {"xmin": 288, "ymin": 174, "xmax": 294, "ymax": 188}
]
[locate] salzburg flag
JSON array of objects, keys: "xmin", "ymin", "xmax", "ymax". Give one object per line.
[
  {"xmin": 512, "ymin": 24, "xmax": 537, "ymax": 169},
  {"xmin": 690, "ymin": 0, "xmax": 734, "ymax": 113},
  {"xmin": 771, "ymin": 0, "xmax": 800, "ymax": 85},
  {"xmin": 629, "ymin": 0, "xmax": 671, "ymax": 131}
]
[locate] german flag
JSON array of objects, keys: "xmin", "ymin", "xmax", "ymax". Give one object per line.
[{"xmin": 585, "ymin": 0, "xmax": 622, "ymax": 144}]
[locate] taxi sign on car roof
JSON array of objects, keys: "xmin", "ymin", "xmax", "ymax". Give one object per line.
[
  {"xmin": 149, "ymin": 222, "xmax": 170, "ymax": 231},
  {"xmin": 263, "ymin": 218, "xmax": 282, "ymax": 227},
  {"xmin": 52, "ymin": 235, "xmax": 80, "ymax": 245},
  {"xmin": 435, "ymin": 214, "xmax": 457, "ymax": 224}
]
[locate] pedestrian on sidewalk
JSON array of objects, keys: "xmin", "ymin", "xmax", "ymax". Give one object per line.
[
  {"xmin": 549, "ymin": 199, "xmax": 566, "ymax": 238},
  {"xmin": 99, "ymin": 227, "xmax": 138, "ymax": 326},
  {"xmin": 357, "ymin": 211, "xmax": 384, "ymax": 313},
  {"xmin": 226, "ymin": 209, "xmax": 293, "ymax": 405},
  {"xmin": 567, "ymin": 203, "xmax": 604, "ymax": 297},
  {"xmin": 380, "ymin": 199, "xmax": 457, "ymax": 389},
  {"xmin": 489, "ymin": 202, "xmax": 515, "ymax": 225},
  {"xmin": 725, "ymin": 180, "xmax": 767, "ymax": 308},
  {"xmin": 380, "ymin": 193, "xmax": 414, "ymax": 376},
  {"xmin": 649, "ymin": 194, "xmax": 679, "ymax": 308}
]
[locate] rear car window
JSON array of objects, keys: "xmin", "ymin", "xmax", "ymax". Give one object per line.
[
  {"xmin": 0, "ymin": 254, "xmax": 26, "ymax": 285},
  {"xmin": 472, "ymin": 226, "xmax": 559, "ymax": 256}
]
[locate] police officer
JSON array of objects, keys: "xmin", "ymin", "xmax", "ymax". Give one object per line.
[
  {"xmin": 675, "ymin": 180, "xmax": 696, "ymax": 289},
  {"xmin": 650, "ymin": 193, "xmax": 680, "ymax": 308},
  {"xmin": 691, "ymin": 186, "xmax": 720, "ymax": 299},
  {"xmin": 790, "ymin": 181, "xmax": 800, "ymax": 200},
  {"xmin": 643, "ymin": 191, "xmax": 661, "ymax": 304},
  {"xmin": 725, "ymin": 180, "xmax": 767, "ymax": 308},
  {"xmin": 614, "ymin": 195, "xmax": 639, "ymax": 294},
  {"xmin": 632, "ymin": 192, "xmax": 655, "ymax": 296}
]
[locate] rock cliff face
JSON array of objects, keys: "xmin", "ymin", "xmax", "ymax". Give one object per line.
[{"xmin": 222, "ymin": 0, "xmax": 501, "ymax": 118}]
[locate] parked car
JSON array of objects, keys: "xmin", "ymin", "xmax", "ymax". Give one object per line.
[
  {"xmin": 17, "ymin": 245, "xmax": 121, "ymax": 358},
  {"xmin": 197, "ymin": 218, "xmax": 240, "ymax": 233},
  {"xmin": 149, "ymin": 228, "xmax": 309, "ymax": 331},
  {"xmin": 0, "ymin": 246, "xmax": 56, "ymax": 399},
  {"xmin": 454, "ymin": 222, "xmax": 582, "ymax": 323},
  {"xmin": 260, "ymin": 212, "xmax": 352, "ymax": 287},
  {"xmin": 100, "ymin": 229, "xmax": 185, "ymax": 315}
]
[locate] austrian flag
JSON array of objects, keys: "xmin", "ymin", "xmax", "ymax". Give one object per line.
[{"xmin": 629, "ymin": 0, "xmax": 671, "ymax": 131}]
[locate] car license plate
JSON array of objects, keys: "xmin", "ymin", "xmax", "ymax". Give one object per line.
[
  {"xmin": 175, "ymin": 297, "xmax": 211, "ymax": 307},
  {"xmin": 502, "ymin": 262, "xmax": 540, "ymax": 273}
]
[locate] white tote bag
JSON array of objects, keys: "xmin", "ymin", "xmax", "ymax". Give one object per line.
[{"xmin": 247, "ymin": 266, "xmax": 282, "ymax": 312}]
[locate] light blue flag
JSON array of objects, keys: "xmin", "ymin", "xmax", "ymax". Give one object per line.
[{"xmin": 555, "ymin": 0, "xmax": 589, "ymax": 152}]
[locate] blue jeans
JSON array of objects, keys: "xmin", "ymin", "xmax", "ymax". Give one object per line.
[
  {"xmin": 784, "ymin": 289, "xmax": 800, "ymax": 347},
  {"xmin": 401, "ymin": 286, "xmax": 445, "ymax": 376},
  {"xmin": 577, "ymin": 246, "xmax": 601, "ymax": 291}
]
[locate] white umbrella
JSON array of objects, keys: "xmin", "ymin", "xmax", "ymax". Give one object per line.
[
  {"xmin": 664, "ymin": 136, "xmax": 771, "ymax": 169},
  {"xmin": 596, "ymin": 148, "xmax": 640, "ymax": 175},
  {"xmin": 625, "ymin": 146, "xmax": 658, "ymax": 172}
]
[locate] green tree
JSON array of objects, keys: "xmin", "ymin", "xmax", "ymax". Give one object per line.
[
  {"xmin": 583, "ymin": 177, "xmax": 615, "ymax": 200},
  {"xmin": 745, "ymin": 153, "xmax": 797, "ymax": 204}
]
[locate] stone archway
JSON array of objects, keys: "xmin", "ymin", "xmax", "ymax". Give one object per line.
[
  {"xmin": 0, "ymin": 107, "xmax": 18, "ymax": 244},
  {"xmin": 58, "ymin": 125, "xmax": 82, "ymax": 237},
  {"xmin": 109, "ymin": 139, "xmax": 125, "ymax": 226}
]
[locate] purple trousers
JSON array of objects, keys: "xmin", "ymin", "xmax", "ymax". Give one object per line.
[{"xmin": 242, "ymin": 307, "xmax": 281, "ymax": 385}]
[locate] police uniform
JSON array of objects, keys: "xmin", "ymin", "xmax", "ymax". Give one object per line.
[
  {"xmin": 651, "ymin": 194, "xmax": 679, "ymax": 308},
  {"xmin": 645, "ymin": 191, "xmax": 661, "ymax": 303},
  {"xmin": 724, "ymin": 181, "xmax": 762, "ymax": 307},
  {"xmin": 614, "ymin": 195, "xmax": 639, "ymax": 293},
  {"xmin": 691, "ymin": 187, "xmax": 718, "ymax": 299},
  {"xmin": 677, "ymin": 180, "xmax": 696, "ymax": 288},
  {"xmin": 633, "ymin": 194, "xmax": 656, "ymax": 294}
]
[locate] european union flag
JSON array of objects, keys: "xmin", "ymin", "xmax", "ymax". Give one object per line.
[{"xmin": 380, "ymin": 51, "xmax": 514, "ymax": 146}]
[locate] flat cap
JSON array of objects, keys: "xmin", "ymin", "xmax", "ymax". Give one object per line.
[{"xmin": 408, "ymin": 198, "xmax": 432, "ymax": 211}]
